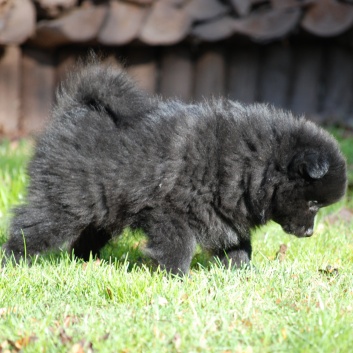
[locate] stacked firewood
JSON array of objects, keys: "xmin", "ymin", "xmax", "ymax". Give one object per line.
[
  {"xmin": 1, "ymin": 0, "xmax": 353, "ymax": 136},
  {"xmin": 1, "ymin": 0, "xmax": 353, "ymax": 47}
]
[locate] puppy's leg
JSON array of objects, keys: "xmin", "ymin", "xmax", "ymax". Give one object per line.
[
  {"xmin": 141, "ymin": 212, "xmax": 196, "ymax": 276},
  {"xmin": 69, "ymin": 225, "xmax": 112, "ymax": 261},
  {"xmin": 2, "ymin": 204, "xmax": 82, "ymax": 263},
  {"xmin": 215, "ymin": 239, "xmax": 252, "ymax": 269}
]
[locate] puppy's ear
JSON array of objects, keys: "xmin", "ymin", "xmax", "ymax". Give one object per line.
[{"xmin": 289, "ymin": 150, "xmax": 329, "ymax": 179}]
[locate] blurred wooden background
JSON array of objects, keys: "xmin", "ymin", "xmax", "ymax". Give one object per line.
[{"xmin": 1, "ymin": 0, "xmax": 353, "ymax": 136}]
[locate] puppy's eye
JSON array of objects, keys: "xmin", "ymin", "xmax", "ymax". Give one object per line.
[{"xmin": 308, "ymin": 200, "xmax": 319, "ymax": 212}]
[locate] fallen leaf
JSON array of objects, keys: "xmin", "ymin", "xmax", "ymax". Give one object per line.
[
  {"xmin": 15, "ymin": 336, "xmax": 37, "ymax": 349},
  {"xmin": 69, "ymin": 343, "xmax": 85, "ymax": 353},
  {"xmin": 0, "ymin": 340, "xmax": 10, "ymax": 351},
  {"xmin": 179, "ymin": 293, "xmax": 189, "ymax": 304},
  {"xmin": 100, "ymin": 333, "xmax": 110, "ymax": 341},
  {"xmin": 59, "ymin": 328, "xmax": 73, "ymax": 345},
  {"xmin": 172, "ymin": 333, "xmax": 182, "ymax": 351},
  {"xmin": 63, "ymin": 315, "xmax": 80, "ymax": 327},
  {"xmin": 0, "ymin": 335, "xmax": 37, "ymax": 352},
  {"xmin": 275, "ymin": 244, "xmax": 288, "ymax": 262},
  {"xmin": 106, "ymin": 287, "xmax": 113, "ymax": 300},
  {"xmin": 79, "ymin": 339, "xmax": 94, "ymax": 353},
  {"xmin": 241, "ymin": 319, "xmax": 252, "ymax": 328}
]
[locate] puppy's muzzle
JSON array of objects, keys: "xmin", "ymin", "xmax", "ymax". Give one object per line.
[
  {"xmin": 304, "ymin": 227, "xmax": 314, "ymax": 237},
  {"xmin": 283, "ymin": 225, "xmax": 314, "ymax": 237}
]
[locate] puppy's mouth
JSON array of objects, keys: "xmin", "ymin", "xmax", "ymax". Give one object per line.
[{"xmin": 282, "ymin": 225, "xmax": 314, "ymax": 238}]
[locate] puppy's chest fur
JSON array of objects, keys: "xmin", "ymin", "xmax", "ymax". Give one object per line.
[
  {"xmin": 131, "ymin": 112, "xmax": 254, "ymax": 251},
  {"xmin": 161, "ymin": 179, "xmax": 242, "ymax": 251}
]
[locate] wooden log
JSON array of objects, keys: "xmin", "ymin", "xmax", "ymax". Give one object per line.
[
  {"xmin": 56, "ymin": 47, "xmax": 79, "ymax": 85},
  {"xmin": 33, "ymin": 4, "xmax": 107, "ymax": 47},
  {"xmin": 230, "ymin": 0, "xmax": 251, "ymax": 17},
  {"xmin": 35, "ymin": 0, "xmax": 78, "ymax": 18},
  {"xmin": 289, "ymin": 44, "xmax": 323, "ymax": 120},
  {"xmin": 21, "ymin": 48, "xmax": 56, "ymax": 134},
  {"xmin": 126, "ymin": 47, "xmax": 158, "ymax": 94},
  {"xmin": 302, "ymin": 0, "xmax": 353, "ymax": 37},
  {"xmin": 55, "ymin": 46, "xmax": 96, "ymax": 86},
  {"xmin": 159, "ymin": 46, "xmax": 193, "ymax": 102},
  {"xmin": 228, "ymin": 46, "xmax": 260, "ymax": 104},
  {"xmin": 271, "ymin": 0, "xmax": 313, "ymax": 9},
  {"xmin": 233, "ymin": 7, "xmax": 301, "ymax": 41},
  {"xmin": 321, "ymin": 45, "xmax": 353, "ymax": 124},
  {"xmin": 98, "ymin": 0, "xmax": 148, "ymax": 45},
  {"xmin": 140, "ymin": 0, "xmax": 192, "ymax": 45},
  {"xmin": 0, "ymin": 46, "xmax": 21, "ymax": 135},
  {"xmin": 56, "ymin": 47, "xmax": 127, "ymax": 86},
  {"xmin": 0, "ymin": 0, "xmax": 35, "ymax": 45},
  {"xmin": 192, "ymin": 16, "xmax": 236, "ymax": 41},
  {"xmin": 194, "ymin": 46, "xmax": 225, "ymax": 101},
  {"xmin": 102, "ymin": 48, "xmax": 126, "ymax": 68},
  {"xmin": 124, "ymin": 0, "xmax": 153, "ymax": 4},
  {"xmin": 258, "ymin": 43, "xmax": 292, "ymax": 109},
  {"xmin": 185, "ymin": 0, "xmax": 230, "ymax": 21}
]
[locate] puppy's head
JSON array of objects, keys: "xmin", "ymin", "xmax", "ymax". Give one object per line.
[{"xmin": 272, "ymin": 147, "xmax": 347, "ymax": 238}]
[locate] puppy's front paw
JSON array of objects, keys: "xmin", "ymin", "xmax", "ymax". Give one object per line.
[{"xmin": 218, "ymin": 249, "xmax": 251, "ymax": 270}]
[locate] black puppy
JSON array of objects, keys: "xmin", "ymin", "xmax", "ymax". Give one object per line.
[{"xmin": 2, "ymin": 64, "xmax": 347, "ymax": 274}]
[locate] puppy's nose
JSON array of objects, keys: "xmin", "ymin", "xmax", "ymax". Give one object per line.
[{"xmin": 305, "ymin": 228, "xmax": 313, "ymax": 237}]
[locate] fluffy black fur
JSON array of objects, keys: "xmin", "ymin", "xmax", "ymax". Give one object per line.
[{"xmin": 2, "ymin": 63, "xmax": 347, "ymax": 274}]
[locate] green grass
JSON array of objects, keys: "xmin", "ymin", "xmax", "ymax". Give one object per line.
[
  {"xmin": 1, "ymin": 136, "xmax": 353, "ymax": 353},
  {"xmin": 329, "ymin": 128, "xmax": 353, "ymax": 186}
]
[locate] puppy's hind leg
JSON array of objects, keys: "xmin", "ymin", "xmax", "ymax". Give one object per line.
[
  {"xmin": 140, "ymin": 211, "xmax": 196, "ymax": 276},
  {"xmin": 69, "ymin": 224, "xmax": 112, "ymax": 261}
]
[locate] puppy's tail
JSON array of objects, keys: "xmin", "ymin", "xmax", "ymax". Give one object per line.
[{"xmin": 56, "ymin": 61, "xmax": 153, "ymax": 126}]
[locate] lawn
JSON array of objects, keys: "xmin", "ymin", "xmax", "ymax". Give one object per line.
[{"xmin": 0, "ymin": 134, "xmax": 353, "ymax": 353}]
